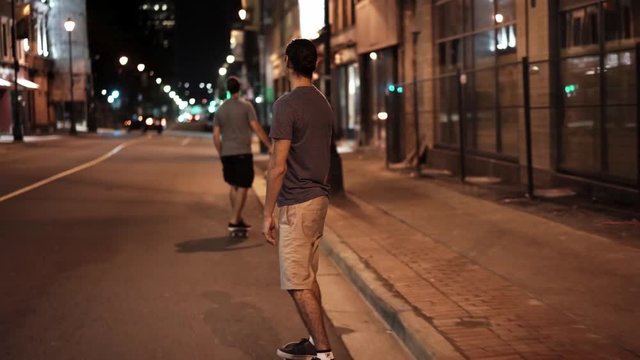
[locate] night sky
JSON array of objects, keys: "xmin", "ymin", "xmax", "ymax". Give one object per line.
[{"xmin": 87, "ymin": 0, "xmax": 241, "ymax": 93}]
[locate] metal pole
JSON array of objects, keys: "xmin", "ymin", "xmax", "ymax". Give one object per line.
[
  {"xmin": 522, "ymin": 57, "xmax": 535, "ymax": 198},
  {"xmin": 324, "ymin": 0, "xmax": 344, "ymax": 195},
  {"xmin": 323, "ymin": 0, "xmax": 331, "ymax": 102},
  {"xmin": 10, "ymin": 0, "xmax": 23, "ymax": 142},
  {"xmin": 68, "ymin": 30, "xmax": 76, "ymax": 135},
  {"xmin": 412, "ymin": 31, "xmax": 421, "ymax": 176},
  {"xmin": 636, "ymin": 43, "xmax": 640, "ymax": 198},
  {"xmin": 457, "ymin": 69, "xmax": 466, "ymax": 182}
]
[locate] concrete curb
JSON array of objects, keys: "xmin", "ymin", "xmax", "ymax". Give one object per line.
[
  {"xmin": 320, "ymin": 225, "xmax": 464, "ymax": 360},
  {"xmin": 252, "ymin": 166, "xmax": 461, "ymax": 359}
]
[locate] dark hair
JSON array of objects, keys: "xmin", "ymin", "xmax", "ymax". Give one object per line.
[
  {"xmin": 226, "ymin": 76, "xmax": 241, "ymax": 94},
  {"xmin": 285, "ymin": 39, "xmax": 317, "ymax": 79}
]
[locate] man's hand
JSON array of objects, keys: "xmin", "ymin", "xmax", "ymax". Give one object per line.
[{"xmin": 263, "ymin": 212, "xmax": 277, "ymax": 246}]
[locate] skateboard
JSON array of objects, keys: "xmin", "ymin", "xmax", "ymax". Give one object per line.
[{"xmin": 229, "ymin": 227, "xmax": 249, "ymax": 238}]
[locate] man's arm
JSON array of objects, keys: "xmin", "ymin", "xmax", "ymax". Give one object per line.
[
  {"xmin": 263, "ymin": 139, "xmax": 291, "ymax": 245},
  {"xmin": 250, "ymin": 120, "xmax": 272, "ymax": 150},
  {"xmin": 213, "ymin": 125, "xmax": 222, "ymax": 157}
]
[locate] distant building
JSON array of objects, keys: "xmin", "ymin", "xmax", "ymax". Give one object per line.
[
  {"xmin": 140, "ymin": 0, "xmax": 175, "ymax": 78},
  {"xmin": 49, "ymin": 0, "xmax": 92, "ymax": 131},
  {"xmin": 0, "ymin": 0, "xmax": 91, "ymax": 134}
]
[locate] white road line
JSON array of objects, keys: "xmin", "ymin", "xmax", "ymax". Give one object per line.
[
  {"xmin": 0, "ymin": 138, "xmax": 145, "ymax": 203},
  {"xmin": 180, "ymin": 138, "xmax": 191, "ymax": 146}
]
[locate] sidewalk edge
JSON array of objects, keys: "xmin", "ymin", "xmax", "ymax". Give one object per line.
[{"xmin": 321, "ymin": 224, "xmax": 464, "ymax": 360}]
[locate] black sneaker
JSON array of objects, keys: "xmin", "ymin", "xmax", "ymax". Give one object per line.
[
  {"xmin": 237, "ymin": 219, "xmax": 252, "ymax": 229},
  {"xmin": 228, "ymin": 222, "xmax": 242, "ymax": 231},
  {"xmin": 276, "ymin": 338, "xmax": 316, "ymax": 360}
]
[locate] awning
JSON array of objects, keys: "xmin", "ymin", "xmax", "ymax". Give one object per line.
[{"xmin": 0, "ymin": 78, "xmax": 40, "ymax": 89}]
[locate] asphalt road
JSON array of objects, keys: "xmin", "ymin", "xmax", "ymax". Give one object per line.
[{"xmin": 0, "ymin": 132, "xmax": 351, "ymax": 360}]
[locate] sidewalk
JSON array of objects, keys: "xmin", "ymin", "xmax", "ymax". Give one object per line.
[
  {"xmin": 315, "ymin": 151, "xmax": 640, "ymax": 359},
  {"xmin": 257, "ymin": 149, "xmax": 640, "ymax": 359}
]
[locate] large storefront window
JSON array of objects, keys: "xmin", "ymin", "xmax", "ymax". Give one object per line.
[
  {"xmin": 559, "ymin": 0, "xmax": 638, "ymax": 184},
  {"xmin": 434, "ymin": 0, "xmax": 519, "ymax": 158},
  {"xmin": 335, "ymin": 62, "xmax": 361, "ymax": 142},
  {"xmin": 362, "ymin": 47, "xmax": 396, "ymax": 148}
]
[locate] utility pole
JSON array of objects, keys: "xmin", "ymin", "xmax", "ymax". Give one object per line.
[
  {"xmin": 324, "ymin": 0, "xmax": 345, "ymax": 195},
  {"xmin": 10, "ymin": 0, "xmax": 24, "ymax": 142}
]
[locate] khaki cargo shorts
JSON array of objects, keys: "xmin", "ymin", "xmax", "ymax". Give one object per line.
[{"xmin": 277, "ymin": 196, "xmax": 329, "ymax": 290}]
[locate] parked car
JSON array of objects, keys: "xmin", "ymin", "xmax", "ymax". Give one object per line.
[{"xmin": 124, "ymin": 115, "xmax": 166, "ymax": 134}]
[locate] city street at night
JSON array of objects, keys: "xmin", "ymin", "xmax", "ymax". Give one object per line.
[{"xmin": 2, "ymin": 0, "xmax": 640, "ymax": 359}]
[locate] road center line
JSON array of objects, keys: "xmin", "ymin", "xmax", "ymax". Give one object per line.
[
  {"xmin": 180, "ymin": 138, "xmax": 191, "ymax": 146},
  {"xmin": 0, "ymin": 138, "xmax": 145, "ymax": 203}
]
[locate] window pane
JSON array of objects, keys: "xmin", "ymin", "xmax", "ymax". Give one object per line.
[
  {"xmin": 496, "ymin": 0, "xmax": 516, "ymax": 23},
  {"xmin": 561, "ymin": 108, "xmax": 601, "ymax": 172},
  {"xmin": 561, "ymin": 6, "xmax": 600, "ymax": 48},
  {"xmin": 438, "ymin": 39, "xmax": 462, "ymax": 74},
  {"xmin": 435, "ymin": 75, "xmax": 460, "ymax": 146},
  {"xmin": 606, "ymin": 106, "xmax": 637, "ymax": 181},
  {"xmin": 500, "ymin": 108, "xmax": 519, "ymax": 156},
  {"xmin": 474, "ymin": 0, "xmax": 494, "ymax": 30},
  {"xmin": 470, "ymin": 68, "xmax": 497, "ymax": 152},
  {"xmin": 606, "ymin": 50, "xmax": 635, "ymax": 105},
  {"xmin": 437, "ymin": 0, "xmax": 464, "ymax": 39},
  {"xmin": 499, "ymin": 63, "xmax": 522, "ymax": 107},
  {"xmin": 561, "ymin": 55, "xmax": 601, "ymax": 106},
  {"xmin": 604, "ymin": 0, "xmax": 636, "ymax": 42},
  {"xmin": 473, "ymin": 31, "xmax": 496, "ymax": 68}
]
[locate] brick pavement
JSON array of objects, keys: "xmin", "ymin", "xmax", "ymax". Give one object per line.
[{"xmin": 326, "ymin": 195, "xmax": 636, "ymax": 359}]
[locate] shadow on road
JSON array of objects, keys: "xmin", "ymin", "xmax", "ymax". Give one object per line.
[
  {"xmin": 175, "ymin": 236, "xmax": 264, "ymax": 253},
  {"xmin": 202, "ymin": 290, "xmax": 282, "ymax": 359}
]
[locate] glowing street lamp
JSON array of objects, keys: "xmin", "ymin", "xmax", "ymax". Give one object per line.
[
  {"xmin": 226, "ymin": 55, "xmax": 235, "ymax": 64},
  {"xmin": 156, "ymin": 77, "xmax": 162, "ymax": 85},
  {"xmin": 137, "ymin": 63, "xmax": 146, "ymax": 72},
  {"xmin": 119, "ymin": 56, "xmax": 129, "ymax": 66},
  {"xmin": 163, "ymin": 85, "xmax": 171, "ymax": 93},
  {"xmin": 218, "ymin": 67, "xmax": 228, "ymax": 76},
  {"xmin": 238, "ymin": 9, "xmax": 247, "ymax": 20},
  {"xmin": 64, "ymin": 18, "xmax": 77, "ymax": 135}
]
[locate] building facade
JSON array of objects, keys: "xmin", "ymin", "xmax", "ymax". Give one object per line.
[
  {"xmin": 0, "ymin": 0, "xmax": 91, "ymax": 135},
  {"xmin": 259, "ymin": 0, "xmax": 638, "ymax": 201},
  {"xmin": 407, "ymin": 0, "xmax": 638, "ymax": 200}
]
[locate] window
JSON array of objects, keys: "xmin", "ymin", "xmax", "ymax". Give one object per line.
[
  {"xmin": 558, "ymin": 0, "xmax": 639, "ymax": 183},
  {"xmin": 1, "ymin": 20, "xmax": 8, "ymax": 59},
  {"xmin": 434, "ymin": 0, "xmax": 519, "ymax": 157}
]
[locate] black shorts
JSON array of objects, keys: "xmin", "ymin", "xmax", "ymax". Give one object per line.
[{"xmin": 221, "ymin": 154, "xmax": 254, "ymax": 188}]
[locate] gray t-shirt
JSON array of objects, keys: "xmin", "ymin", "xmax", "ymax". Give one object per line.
[
  {"xmin": 213, "ymin": 98, "xmax": 257, "ymax": 156},
  {"xmin": 269, "ymin": 86, "xmax": 333, "ymax": 207}
]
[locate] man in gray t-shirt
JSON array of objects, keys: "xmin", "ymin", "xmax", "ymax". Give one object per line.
[
  {"xmin": 263, "ymin": 39, "xmax": 336, "ymax": 360},
  {"xmin": 213, "ymin": 76, "xmax": 271, "ymax": 230}
]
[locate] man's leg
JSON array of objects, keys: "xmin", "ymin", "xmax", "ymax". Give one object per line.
[
  {"xmin": 231, "ymin": 187, "xmax": 248, "ymax": 224},
  {"xmin": 229, "ymin": 186, "xmax": 237, "ymax": 223},
  {"xmin": 288, "ymin": 282, "xmax": 330, "ymax": 351}
]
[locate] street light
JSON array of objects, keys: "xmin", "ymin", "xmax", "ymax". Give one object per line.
[
  {"xmin": 218, "ymin": 67, "xmax": 228, "ymax": 76},
  {"xmin": 64, "ymin": 18, "xmax": 77, "ymax": 135},
  {"xmin": 163, "ymin": 85, "xmax": 171, "ymax": 93},
  {"xmin": 238, "ymin": 9, "xmax": 247, "ymax": 21},
  {"xmin": 10, "ymin": 0, "xmax": 23, "ymax": 141},
  {"xmin": 137, "ymin": 63, "xmax": 146, "ymax": 72},
  {"xmin": 119, "ymin": 56, "xmax": 129, "ymax": 66},
  {"xmin": 156, "ymin": 77, "xmax": 162, "ymax": 85},
  {"xmin": 226, "ymin": 55, "xmax": 235, "ymax": 64}
]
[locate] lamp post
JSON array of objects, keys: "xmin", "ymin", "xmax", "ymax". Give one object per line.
[
  {"xmin": 10, "ymin": 0, "xmax": 23, "ymax": 142},
  {"xmin": 64, "ymin": 18, "xmax": 76, "ymax": 135},
  {"xmin": 119, "ymin": 56, "xmax": 129, "ymax": 66}
]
